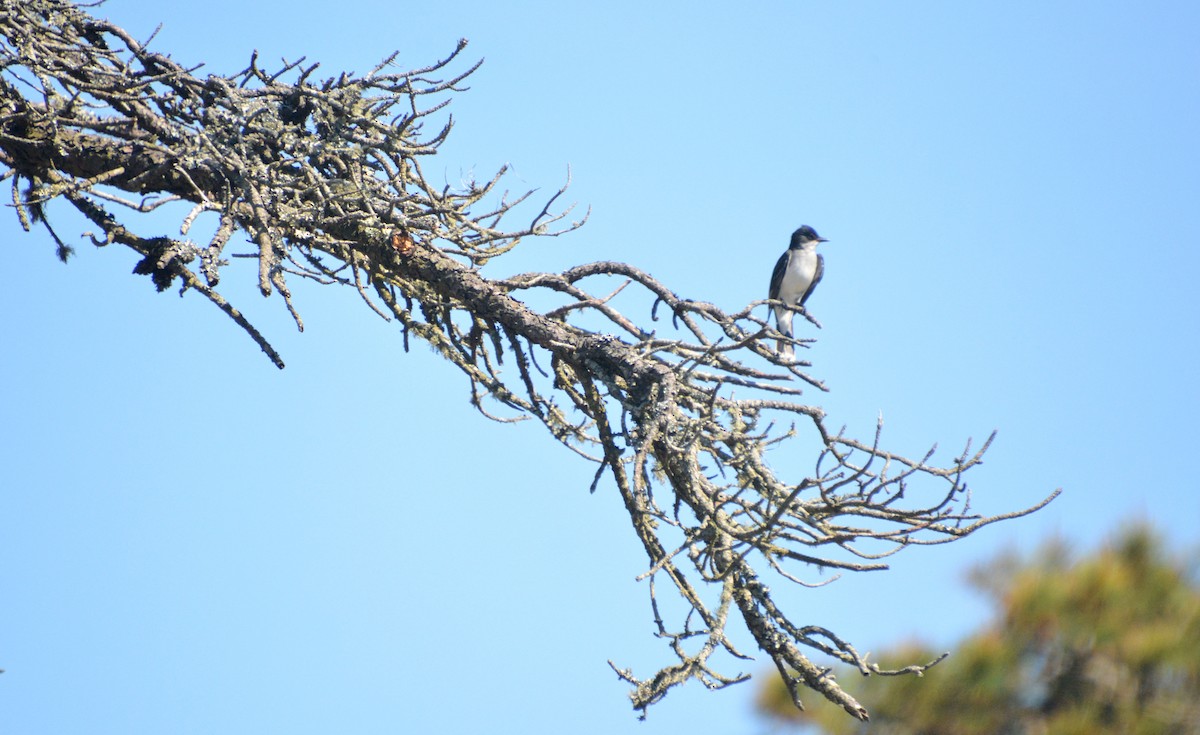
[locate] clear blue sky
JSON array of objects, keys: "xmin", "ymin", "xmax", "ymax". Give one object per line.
[{"xmin": 2, "ymin": 2, "xmax": 1198, "ymax": 733}]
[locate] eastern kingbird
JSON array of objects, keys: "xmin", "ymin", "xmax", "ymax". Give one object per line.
[{"xmin": 768, "ymin": 225, "xmax": 828, "ymax": 360}]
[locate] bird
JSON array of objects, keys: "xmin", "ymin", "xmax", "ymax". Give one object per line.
[{"xmin": 768, "ymin": 225, "xmax": 828, "ymax": 360}]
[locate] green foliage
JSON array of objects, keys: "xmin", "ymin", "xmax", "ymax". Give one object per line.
[{"xmin": 757, "ymin": 525, "xmax": 1200, "ymax": 734}]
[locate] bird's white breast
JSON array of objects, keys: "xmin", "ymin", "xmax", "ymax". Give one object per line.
[{"xmin": 778, "ymin": 245, "xmax": 818, "ymax": 305}]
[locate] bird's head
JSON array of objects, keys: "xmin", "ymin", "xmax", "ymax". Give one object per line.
[{"xmin": 791, "ymin": 225, "xmax": 828, "ymax": 248}]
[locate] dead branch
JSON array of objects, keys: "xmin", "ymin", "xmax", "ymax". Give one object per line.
[{"xmin": 0, "ymin": 0, "xmax": 1058, "ymax": 721}]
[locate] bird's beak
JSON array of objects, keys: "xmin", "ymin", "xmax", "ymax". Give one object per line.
[{"xmin": 818, "ymin": 237, "xmax": 829, "ymax": 243}]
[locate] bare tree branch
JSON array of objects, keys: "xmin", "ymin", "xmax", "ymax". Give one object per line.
[{"xmin": 0, "ymin": 0, "xmax": 1059, "ymax": 721}]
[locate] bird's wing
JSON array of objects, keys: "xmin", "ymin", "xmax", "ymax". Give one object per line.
[
  {"xmin": 799, "ymin": 253, "xmax": 824, "ymax": 306},
  {"xmin": 769, "ymin": 250, "xmax": 790, "ymax": 300}
]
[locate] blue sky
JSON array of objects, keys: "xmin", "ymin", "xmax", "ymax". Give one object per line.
[{"xmin": 2, "ymin": 2, "xmax": 1198, "ymax": 733}]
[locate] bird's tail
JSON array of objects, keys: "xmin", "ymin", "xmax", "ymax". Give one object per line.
[{"xmin": 774, "ymin": 307, "xmax": 795, "ymax": 360}]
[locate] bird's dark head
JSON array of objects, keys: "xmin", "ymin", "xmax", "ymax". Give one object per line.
[{"xmin": 790, "ymin": 225, "xmax": 828, "ymax": 248}]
